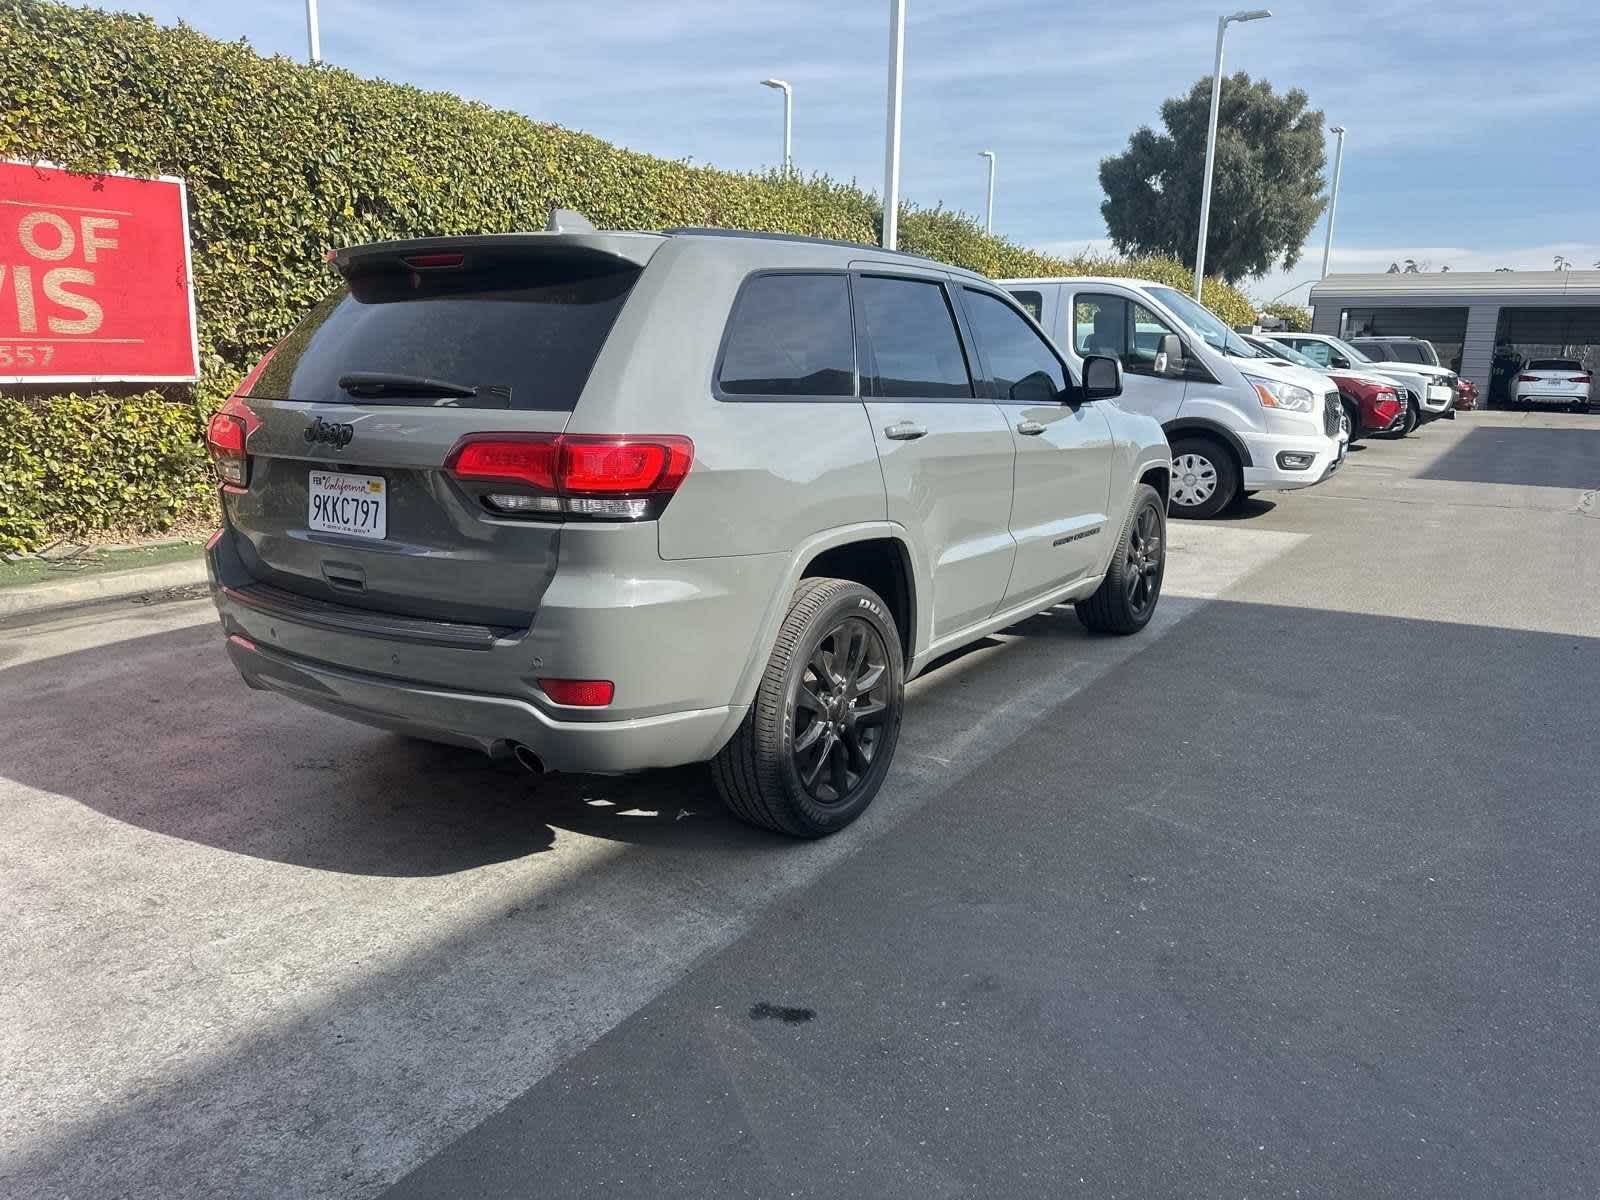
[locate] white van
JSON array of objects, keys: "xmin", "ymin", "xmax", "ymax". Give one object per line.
[{"xmin": 1000, "ymin": 277, "xmax": 1345, "ymax": 517}]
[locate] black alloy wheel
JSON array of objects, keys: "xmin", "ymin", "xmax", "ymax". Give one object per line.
[
  {"xmin": 1123, "ymin": 501, "xmax": 1163, "ymax": 621},
  {"xmin": 791, "ymin": 615, "xmax": 891, "ymax": 805}
]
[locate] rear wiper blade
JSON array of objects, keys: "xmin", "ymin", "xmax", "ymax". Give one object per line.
[
  {"xmin": 335, "ymin": 372, "xmax": 512, "ymax": 408},
  {"xmin": 338, "ymin": 372, "xmax": 478, "ymax": 398}
]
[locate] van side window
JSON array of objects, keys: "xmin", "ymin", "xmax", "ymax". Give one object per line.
[
  {"xmin": 854, "ymin": 276, "xmax": 974, "ymax": 399},
  {"xmin": 1126, "ymin": 302, "xmax": 1181, "ymax": 376},
  {"xmin": 1009, "ymin": 289, "xmax": 1044, "ymax": 321},
  {"xmin": 1073, "ymin": 293, "xmax": 1128, "ymax": 359},
  {"xmin": 718, "ymin": 273, "xmax": 856, "ymax": 397},
  {"xmin": 962, "ymin": 288, "xmax": 1067, "ymax": 403}
]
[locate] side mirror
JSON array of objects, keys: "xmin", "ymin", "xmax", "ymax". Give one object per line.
[
  {"xmin": 1331, "ymin": 354, "xmax": 1351, "ymax": 369},
  {"xmin": 1082, "ymin": 354, "xmax": 1123, "ymax": 401},
  {"xmin": 1154, "ymin": 333, "xmax": 1185, "ymax": 377}
]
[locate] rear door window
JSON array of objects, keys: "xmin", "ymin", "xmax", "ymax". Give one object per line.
[
  {"xmin": 247, "ymin": 253, "xmax": 640, "ymax": 411},
  {"xmin": 853, "ymin": 276, "xmax": 974, "ymax": 399},
  {"xmin": 718, "ymin": 273, "xmax": 856, "ymax": 397},
  {"xmin": 1389, "ymin": 342, "xmax": 1428, "ymax": 363},
  {"xmin": 962, "ymin": 288, "xmax": 1067, "ymax": 403},
  {"xmin": 1009, "ymin": 289, "xmax": 1044, "ymax": 322}
]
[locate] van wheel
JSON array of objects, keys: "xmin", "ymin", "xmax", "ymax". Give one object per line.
[
  {"xmin": 712, "ymin": 578, "xmax": 904, "ymax": 838},
  {"xmin": 1168, "ymin": 436, "xmax": 1238, "ymax": 519},
  {"xmin": 1076, "ymin": 484, "xmax": 1166, "ymax": 635}
]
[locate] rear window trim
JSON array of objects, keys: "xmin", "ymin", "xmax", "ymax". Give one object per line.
[{"xmin": 712, "ymin": 269, "xmax": 863, "ymax": 405}]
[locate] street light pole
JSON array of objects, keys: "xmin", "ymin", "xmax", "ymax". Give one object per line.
[
  {"xmin": 305, "ymin": 0, "xmax": 321, "ymax": 64},
  {"xmin": 761, "ymin": 79, "xmax": 793, "ymax": 176},
  {"xmin": 883, "ymin": 0, "xmax": 906, "ymax": 250},
  {"xmin": 1320, "ymin": 125, "xmax": 1347, "ymax": 278},
  {"xmin": 1193, "ymin": 8, "xmax": 1271, "ymax": 300},
  {"xmin": 979, "ymin": 150, "xmax": 996, "ymax": 234}
]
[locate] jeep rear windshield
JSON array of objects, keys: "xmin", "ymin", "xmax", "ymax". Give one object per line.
[{"xmin": 245, "ymin": 253, "xmax": 641, "ymax": 411}]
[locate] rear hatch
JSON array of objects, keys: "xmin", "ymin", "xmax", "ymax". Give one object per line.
[{"xmin": 222, "ymin": 234, "xmax": 658, "ymax": 627}]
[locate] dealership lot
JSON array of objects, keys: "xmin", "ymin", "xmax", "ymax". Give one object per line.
[{"xmin": 3, "ymin": 411, "xmax": 1598, "ymax": 1199}]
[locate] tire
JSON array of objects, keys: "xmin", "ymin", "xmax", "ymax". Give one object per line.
[
  {"xmin": 1400, "ymin": 403, "xmax": 1420, "ymax": 436},
  {"xmin": 1075, "ymin": 484, "xmax": 1166, "ymax": 636},
  {"xmin": 1168, "ymin": 436, "xmax": 1239, "ymax": 520},
  {"xmin": 712, "ymin": 578, "xmax": 904, "ymax": 838}
]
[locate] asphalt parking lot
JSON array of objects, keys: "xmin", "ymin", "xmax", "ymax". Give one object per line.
[{"xmin": 4, "ymin": 410, "xmax": 1598, "ymax": 1199}]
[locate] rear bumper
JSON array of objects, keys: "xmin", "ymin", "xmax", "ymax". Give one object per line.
[{"xmin": 223, "ymin": 631, "xmax": 746, "ymax": 773}]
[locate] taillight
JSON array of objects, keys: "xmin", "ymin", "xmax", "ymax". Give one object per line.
[
  {"xmin": 1571, "ymin": 376, "xmax": 1591, "ymax": 384},
  {"xmin": 538, "ymin": 678, "xmax": 615, "ymax": 707},
  {"xmin": 206, "ymin": 408, "xmax": 250, "ymax": 488},
  {"xmin": 445, "ymin": 434, "xmax": 694, "ymax": 521},
  {"xmin": 1518, "ymin": 374, "xmax": 1540, "ymax": 382},
  {"xmin": 207, "ymin": 346, "xmax": 278, "ymax": 491}
]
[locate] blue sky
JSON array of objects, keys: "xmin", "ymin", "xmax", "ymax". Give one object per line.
[{"xmin": 109, "ymin": 0, "xmax": 1599, "ymax": 302}]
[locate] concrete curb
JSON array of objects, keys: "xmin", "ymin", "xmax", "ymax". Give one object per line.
[{"xmin": 0, "ymin": 558, "xmax": 209, "ymax": 620}]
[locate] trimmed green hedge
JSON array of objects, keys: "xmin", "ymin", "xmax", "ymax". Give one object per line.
[{"xmin": 0, "ymin": 0, "xmax": 1254, "ymax": 553}]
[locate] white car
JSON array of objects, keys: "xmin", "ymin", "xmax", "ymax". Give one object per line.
[
  {"xmin": 1510, "ymin": 359, "xmax": 1592, "ymax": 413},
  {"xmin": 1268, "ymin": 332, "xmax": 1453, "ymax": 434}
]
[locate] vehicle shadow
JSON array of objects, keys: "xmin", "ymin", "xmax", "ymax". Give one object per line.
[
  {"xmin": 0, "ymin": 623, "xmax": 771, "ymax": 877},
  {"xmin": 1187, "ymin": 496, "xmax": 1280, "ymax": 522}
]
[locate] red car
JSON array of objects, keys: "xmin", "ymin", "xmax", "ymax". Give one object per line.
[
  {"xmin": 1245, "ymin": 335, "xmax": 1405, "ymax": 438},
  {"xmin": 1453, "ymin": 377, "xmax": 1479, "ymax": 410}
]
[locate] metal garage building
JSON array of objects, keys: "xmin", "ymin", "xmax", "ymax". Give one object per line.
[{"xmin": 1308, "ymin": 271, "xmax": 1600, "ymax": 405}]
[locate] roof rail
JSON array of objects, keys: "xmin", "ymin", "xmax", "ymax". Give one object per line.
[{"xmin": 662, "ymin": 226, "xmax": 931, "ymax": 261}]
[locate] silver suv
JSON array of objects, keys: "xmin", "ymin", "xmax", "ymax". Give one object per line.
[{"xmin": 205, "ymin": 219, "xmax": 1173, "ymax": 836}]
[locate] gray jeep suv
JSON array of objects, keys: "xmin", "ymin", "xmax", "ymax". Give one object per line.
[{"xmin": 205, "ymin": 219, "xmax": 1172, "ymax": 836}]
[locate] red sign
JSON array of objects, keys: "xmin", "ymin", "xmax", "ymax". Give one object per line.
[{"xmin": 0, "ymin": 161, "xmax": 199, "ymax": 383}]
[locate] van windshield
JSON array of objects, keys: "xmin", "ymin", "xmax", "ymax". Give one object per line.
[{"xmin": 1145, "ymin": 286, "xmax": 1258, "ymax": 358}]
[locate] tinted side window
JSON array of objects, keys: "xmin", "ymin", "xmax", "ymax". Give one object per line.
[
  {"xmin": 1009, "ymin": 289, "xmax": 1044, "ymax": 321},
  {"xmin": 854, "ymin": 276, "xmax": 973, "ymax": 399},
  {"xmin": 1073, "ymin": 293, "xmax": 1128, "ymax": 358},
  {"xmin": 718, "ymin": 273, "xmax": 855, "ymax": 397},
  {"xmin": 1389, "ymin": 342, "xmax": 1427, "ymax": 363},
  {"xmin": 1352, "ymin": 340, "xmax": 1391, "ymax": 360},
  {"xmin": 963, "ymin": 288, "xmax": 1067, "ymax": 403}
]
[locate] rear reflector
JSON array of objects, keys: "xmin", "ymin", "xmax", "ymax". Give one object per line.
[
  {"xmin": 446, "ymin": 434, "xmax": 693, "ymax": 521},
  {"xmin": 539, "ymin": 678, "xmax": 615, "ymax": 707}
]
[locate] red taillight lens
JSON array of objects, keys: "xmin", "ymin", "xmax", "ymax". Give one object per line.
[
  {"xmin": 446, "ymin": 434, "xmax": 694, "ymax": 521},
  {"xmin": 206, "ymin": 410, "xmax": 249, "ymax": 488},
  {"xmin": 538, "ymin": 678, "xmax": 615, "ymax": 707},
  {"xmin": 1571, "ymin": 376, "xmax": 1591, "ymax": 384},
  {"xmin": 1519, "ymin": 374, "xmax": 1540, "ymax": 382},
  {"xmin": 560, "ymin": 436, "xmax": 694, "ymax": 495},
  {"xmin": 447, "ymin": 436, "xmax": 560, "ymax": 490}
]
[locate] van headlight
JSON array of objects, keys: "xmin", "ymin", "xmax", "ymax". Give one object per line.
[{"xmin": 1244, "ymin": 374, "xmax": 1315, "ymax": 413}]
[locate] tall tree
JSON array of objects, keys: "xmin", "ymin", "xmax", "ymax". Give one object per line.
[{"xmin": 1099, "ymin": 73, "xmax": 1327, "ymax": 284}]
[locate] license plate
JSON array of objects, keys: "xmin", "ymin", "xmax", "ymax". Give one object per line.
[{"xmin": 308, "ymin": 471, "xmax": 386, "ymax": 540}]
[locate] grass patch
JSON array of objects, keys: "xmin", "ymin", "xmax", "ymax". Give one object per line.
[{"xmin": 0, "ymin": 541, "xmax": 205, "ymax": 589}]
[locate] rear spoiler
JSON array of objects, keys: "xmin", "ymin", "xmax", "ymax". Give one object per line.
[{"xmin": 329, "ymin": 230, "xmax": 665, "ymax": 275}]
